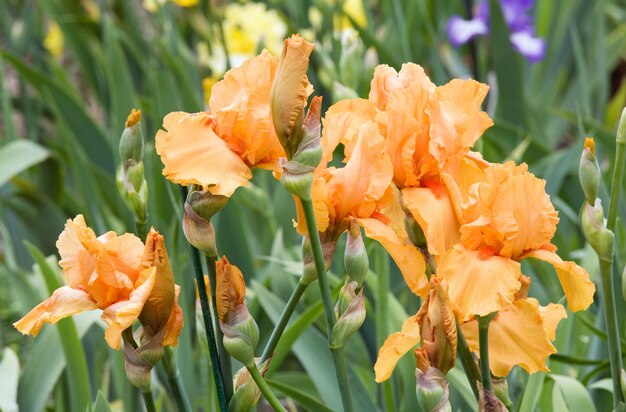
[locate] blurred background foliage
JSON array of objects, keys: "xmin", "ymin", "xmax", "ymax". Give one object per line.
[{"xmin": 0, "ymin": 0, "xmax": 625, "ymax": 411}]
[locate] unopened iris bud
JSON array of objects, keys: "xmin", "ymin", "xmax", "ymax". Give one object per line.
[
  {"xmin": 292, "ymin": 96, "xmax": 323, "ymax": 169},
  {"xmin": 617, "ymin": 108, "xmax": 626, "ymax": 145},
  {"xmin": 478, "ymin": 383, "xmax": 508, "ymax": 412},
  {"xmin": 301, "ymin": 238, "xmax": 336, "ymax": 285},
  {"xmin": 270, "ymin": 34, "xmax": 315, "ymax": 159},
  {"xmin": 579, "ymin": 137, "xmax": 600, "ymax": 203},
  {"xmin": 120, "ymin": 109, "xmax": 143, "ymax": 164},
  {"xmin": 229, "ymin": 360, "xmax": 270, "ymax": 412},
  {"xmin": 279, "ymin": 159, "xmax": 315, "ymax": 200},
  {"xmin": 122, "ymin": 328, "xmax": 166, "ymax": 393},
  {"xmin": 187, "ymin": 186, "xmax": 229, "ymax": 222},
  {"xmin": 580, "ymin": 199, "xmax": 614, "ymax": 261},
  {"xmin": 182, "ymin": 188, "xmax": 227, "ymax": 257},
  {"xmin": 492, "ymin": 378, "xmax": 512, "ymax": 410},
  {"xmin": 331, "ymin": 281, "xmax": 365, "ymax": 349},
  {"xmin": 344, "ymin": 220, "xmax": 368, "ymax": 288},
  {"xmin": 415, "ymin": 367, "xmax": 451, "ymax": 412},
  {"xmin": 216, "ymin": 257, "xmax": 259, "ymax": 367}
]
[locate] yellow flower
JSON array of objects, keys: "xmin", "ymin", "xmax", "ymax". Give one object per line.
[
  {"xmin": 13, "ymin": 216, "xmax": 183, "ymax": 349},
  {"xmin": 44, "ymin": 22, "xmax": 63, "ymax": 59}
]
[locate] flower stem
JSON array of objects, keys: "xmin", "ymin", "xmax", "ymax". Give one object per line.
[
  {"xmin": 246, "ymin": 362, "xmax": 287, "ymax": 412},
  {"xmin": 206, "ymin": 254, "xmax": 234, "ymax": 400},
  {"xmin": 141, "ymin": 391, "xmax": 157, "ymax": 412},
  {"xmin": 261, "ymin": 279, "xmax": 309, "ymax": 363},
  {"xmin": 374, "ymin": 247, "xmax": 395, "ymax": 411},
  {"xmin": 600, "ymin": 257, "xmax": 624, "ymax": 406},
  {"xmin": 456, "ymin": 321, "xmax": 480, "ymax": 400},
  {"xmin": 607, "ymin": 110, "xmax": 626, "ymax": 232},
  {"xmin": 301, "ymin": 198, "xmax": 354, "ymax": 412},
  {"xmin": 476, "ymin": 313, "xmax": 496, "ymax": 392},
  {"xmin": 163, "ymin": 347, "xmax": 193, "ymax": 412}
]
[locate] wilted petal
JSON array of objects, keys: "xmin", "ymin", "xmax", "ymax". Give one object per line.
[
  {"xmin": 402, "ymin": 186, "xmax": 460, "ymax": 256},
  {"xmin": 462, "ymin": 299, "xmax": 560, "ymax": 377},
  {"xmin": 102, "ymin": 267, "xmax": 157, "ymax": 349},
  {"xmin": 446, "ymin": 16, "xmax": 488, "ymax": 47},
  {"xmin": 521, "ymin": 248, "xmax": 595, "ymax": 312},
  {"xmin": 437, "ymin": 245, "xmax": 522, "ymax": 322},
  {"xmin": 374, "ymin": 315, "xmax": 421, "ymax": 382},
  {"xmin": 155, "ymin": 111, "xmax": 252, "ymax": 196},
  {"xmin": 13, "ymin": 286, "xmax": 97, "ymax": 336},
  {"xmin": 360, "ymin": 217, "xmax": 427, "ymax": 295},
  {"xmin": 162, "ymin": 285, "xmax": 184, "ymax": 347},
  {"xmin": 215, "ymin": 257, "xmax": 247, "ymax": 322}
]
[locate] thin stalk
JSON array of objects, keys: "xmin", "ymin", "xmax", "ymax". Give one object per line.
[
  {"xmin": 374, "ymin": 248, "xmax": 395, "ymax": 411},
  {"xmin": 476, "ymin": 314, "xmax": 495, "ymax": 391},
  {"xmin": 135, "ymin": 220, "xmax": 148, "ymax": 242},
  {"xmin": 607, "ymin": 114, "xmax": 626, "ymax": 232},
  {"xmin": 456, "ymin": 322, "xmax": 480, "ymax": 400},
  {"xmin": 141, "ymin": 391, "xmax": 157, "ymax": 412},
  {"xmin": 301, "ymin": 199, "xmax": 354, "ymax": 412},
  {"xmin": 163, "ymin": 347, "xmax": 193, "ymax": 412},
  {"xmin": 261, "ymin": 279, "xmax": 309, "ymax": 363},
  {"xmin": 190, "ymin": 245, "xmax": 228, "ymax": 411},
  {"xmin": 246, "ymin": 362, "xmax": 287, "ymax": 412},
  {"xmin": 206, "ymin": 254, "xmax": 234, "ymax": 400},
  {"xmin": 600, "ymin": 257, "xmax": 624, "ymax": 405},
  {"xmin": 180, "ymin": 186, "xmax": 228, "ymax": 411}
]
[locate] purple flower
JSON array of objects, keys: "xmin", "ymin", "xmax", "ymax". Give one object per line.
[{"xmin": 446, "ymin": 0, "xmax": 546, "ymax": 62}]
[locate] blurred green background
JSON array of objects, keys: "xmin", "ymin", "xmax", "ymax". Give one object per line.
[{"xmin": 0, "ymin": 0, "xmax": 625, "ymax": 411}]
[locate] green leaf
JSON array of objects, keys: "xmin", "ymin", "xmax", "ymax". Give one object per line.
[
  {"xmin": 22, "ymin": 242, "xmax": 93, "ymax": 412},
  {"xmin": 267, "ymin": 378, "xmax": 334, "ymax": 412},
  {"xmin": 0, "ymin": 140, "xmax": 49, "ymax": 187},
  {"xmin": 0, "ymin": 347, "xmax": 19, "ymax": 412},
  {"xmin": 519, "ymin": 372, "xmax": 546, "ymax": 412},
  {"xmin": 91, "ymin": 390, "xmax": 112, "ymax": 412},
  {"xmin": 548, "ymin": 374, "xmax": 596, "ymax": 412},
  {"xmin": 447, "ymin": 366, "xmax": 478, "ymax": 410}
]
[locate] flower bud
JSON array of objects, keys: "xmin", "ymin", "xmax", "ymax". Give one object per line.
[
  {"xmin": 187, "ymin": 187, "xmax": 229, "ymax": 222},
  {"xmin": 216, "ymin": 257, "xmax": 259, "ymax": 366},
  {"xmin": 301, "ymin": 238, "xmax": 336, "ymax": 285},
  {"xmin": 415, "ymin": 278, "xmax": 457, "ymax": 375},
  {"xmin": 344, "ymin": 220, "xmax": 368, "ymax": 288},
  {"xmin": 415, "ymin": 367, "xmax": 451, "ymax": 412},
  {"xmin": 492, "ymin": 378, "xmax": 513, "ymax": 410},
  {"xmin": 580, "ymin": 199, "xmax": 614, "ymax": 261},
  {"xmin": 579, "ymin": 137, "xmax": 600, "ymax": 203},
  {"xmin": 279, "ymin": 158, "xmax": 315, "ymax": 200},
  {"xmin": 182, "ymin": 188, "xmax": 226, "ymax": 257},
  {"xmin": 229, "ymin": 359, "xmax": 270, "ymax": 412},
  {"xmin": 617, "ymin": 107, "xmax": 626, "ymax": 145},
  {"xmin": 117, "ymin": 163, "xmax": 148, "ymax": 224},
  {"xmin": 331, "ymin": 281, "xmax": 365, "ymax": 349},
  {"xmin": 270, "ymin": 34, "xmax": 315, "ymax": 159},
  {"xmin": 119, "ymin": 109, "xmax": 143, "ymax": 164},
  {"xmin": 291, "ymin": 96, "xmax": 323, "ymax": 169},
  {"xmin": 478, "ymin": 383, "xmax": 508, "ymax": 412},
  {"xmin": 122, "ymin": 328, "xmax": 167, "ymax": 393}
]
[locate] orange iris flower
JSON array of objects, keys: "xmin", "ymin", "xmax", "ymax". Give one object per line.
[
  {"xmin": 156, "ymin": 49, "xmax": 290, "ymax": 197},
  {"xmin": 296, "ymin": 111, "xmax": 427, "ymax": 295},
  {"xmin": 370, "ymin": 64, "xmax": 493, "ymax": 257},
  {"xmin": 13, "ymin": 215, "xmax": 183, "ymax": 349}
]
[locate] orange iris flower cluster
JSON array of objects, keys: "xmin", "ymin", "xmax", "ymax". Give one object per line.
[
  {"xmin": 14, "ymin": 215, "xmax": 183, "ymax": 350},
  {"xmin": 363, "ymin": 65, "xmax": 596, "ymax": 380}
]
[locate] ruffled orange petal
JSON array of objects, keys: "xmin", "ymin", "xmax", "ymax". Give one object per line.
[
  {"xmin": 428, "ymin": 79, "xmax": 492, "ymax": 178},
  {"xmin": 210, "ymin": 50, "xmax": 283, "ymax": 167},
  {"xmin": 103, "ymin": 233, "xmax": 145, "ymax": 285},
  {"xmin": 461, "ymin": 299, "xmax": 561, "ymax": 377},
  {"xmin": 13, "ymin": 286, "xmax": 98, "ymax": 336},
  {"xmin": 163, "ymin": 285, "xmax": 184, "ymax": 347},
  {"xmin": 526, "ymin": 298, "xmax": 567, "ymax": 340},
  {"xmin": 56, "ymin": 215, "xmax": 98, "ymax": 289},
  {"xmin": 101, "ymin": 266, "xmax": 156, "ymax": 349},
  {"xmin": 320, "ymin": 98, "xmax": 378, "ymax": 166},
  {"xmin": 359, "ymin": 217, "xmax": 427, "ymax": 295},
  {"xmin": 374, "ymin": 314, "xmax": 421, "ymax": 382},
  {"xmin": 326, "ymin": 123, "xmax": 393, "ymax": 222},
  {"xmin": 521, "ymin": 248, "xmax": 595, "ymax": 312},
  {"xmin": 401, "ymin": 187, "xmax": 460, "ymax": 256},
  {"xmin": 155, "ymin": 111, "xmax": 252, "ymax": 197},
  {"xmin": 437, "ymin": 245, "xmax": 522, "ymax": 322},
  {"xmin": 369, "ymin": 64, "xmax": 435, "ymax": 111},
  {"xmin": 381, "ymin": 109, "xmax": 420, "ymax": 188},
  {"xmin": 492, "ymin": 172, "xmax": 559, "ymax": 259}
]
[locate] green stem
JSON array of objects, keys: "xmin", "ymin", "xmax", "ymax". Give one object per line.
[
  {"xmin": 301, "ymin": 199, "xmax": 354, "ymax": 412},
  {"xmin": 600, "ymin": 257, "xmax": 624, "ymax": 406},
  {"xmin": 135, "ymin": 220, "xmax": 148, "ymax": 241},
  {"xmin": 206, "ymin": 254, "xmax": 234, "ymax": 400},
  {"xmin": 607, "ymin": 116, "xmax": 626, "ymax": 232},
  {"xmin": 456, "ymin": 322, "xmax": 480, "ymax": 400},
  {"xmin": 261, "ymin": 279, "xmax": 309, "ymax": 363},
  {"xmin": 246, "ymin": 362, "xmax": 287, "ymax": 412},
  {"xmin": 374, "ymin": 248, "xmax": 395, "ymax": 411},
  {"xmin": 477, "ymin": 314, "xmax": 495, "ymax": 392},
  {"xmin": 141, "ymin": 391, "xmax": 157, "ymax": 412},
  {"xmin": 181, "ymin": 186, "xmax": 228, "ymax": 411},
  {"xmin": 163, "ymin": 347, "xmax": 193, "ymax": 412}
]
